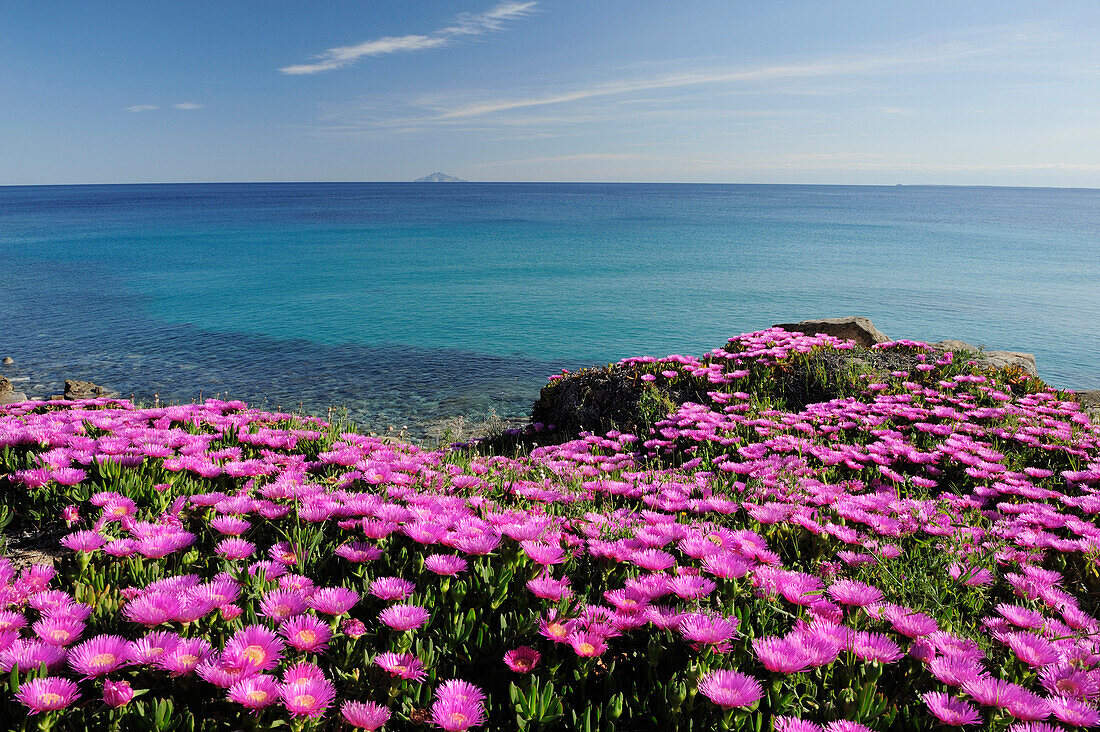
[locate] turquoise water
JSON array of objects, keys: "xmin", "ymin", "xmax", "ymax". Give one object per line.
[{"xmin": 1, "ymin": 183, "xmax": 1097, "ymax": 434}]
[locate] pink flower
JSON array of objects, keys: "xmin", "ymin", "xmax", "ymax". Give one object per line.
[
  {"xmin": 375, "ymin": 652, "xmax": 427, "ymax": 682},
  {"xmin": 697, "ymin": 669, "xmax": 763, "ymax": 710},
  {"xmin": 15, "ymin": 676, "xmax": 81, "ymax": 714},
  {"xmin": 753, "ymin": 636, "xmax": 811, "ymax": 674},
  {"xmin": 922, "ymin": 692, "xmax": 983, "ymax": 726},
  {"xmin": 828, "ymin": 579, "xmax": 882, "ymax": 607},
  {"xmin": 223, "ymin": 625, "xmax": 284, "ymax": 673},
  {"xmin": 103, "ymin": 680, "xmax": 135, "ymax": 708},
  {"xmin": 342, "ymin": 618, "xmax": 367, "ymax": 638},
  {"xmin": 216, "ymin": 538, "xmax": 256, "ymax": 561},
  {"xmin": 228, "ymin": 675, "xmax": 280, "ymax": 710},
  {"xmin": 773, "ymin": 718, "xmax": 824, "ymax": 732},
  {"xmin": 280, "ymin": 677, "xmax": 336, "ymax": 718},
  {"xmin": 679, "ymin": 612, "xmax": 739, "ymax": 646},
  {"xmin": 259, "ymin": 589, "xmax": 308, "ymax": 621},
  {"xmin": 430, "ymin": 679, "xmax": 487, "ymax": 731},
  {"xmin": 424, "ymin": 554, "xmax": 468, "ymax": 576},
  {"xmin": 308, "ymin": 587, "xmax": 359, "ymax": 616},
  {"xmin": 280, "ymin": 615, "xmax": 332, "ymax": 653},
  {"xmin": 378, "ymin": 604, "xmax": 429, "ymax": 631},
  {"xmin": 370, "ymin": 577, "xmax": 416, "ymax": 601},
  {"xmin": 68, "ymin": 634, "xmax": 130, "ymax": 677},
  {"xmin": 342, "ymin": 700, "xmax": 392, "ymax": 729},
  {"xmin": 62, "ymin": 505, "xmax": 80, "ymax": 526},
  {"xmin": 155, "ymin": 637, "xmax": 213, "ymax": 676},
  {"xmin": 503, "ymin": 646, "xmax": 541, "ymax": 673}
]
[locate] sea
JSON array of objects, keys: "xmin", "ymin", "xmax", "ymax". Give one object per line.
[{"xmin": 1, "ymin": 183, "xmax": 1097, "ymax": 440}]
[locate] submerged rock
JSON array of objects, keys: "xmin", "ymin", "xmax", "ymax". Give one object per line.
[
  {"xmin": 774, "ymin": 316, "xmax": 890, "ymax": 347},
  {"xmin": 1, "ymin": 356, "xmax": 12, "ymax": 365}
]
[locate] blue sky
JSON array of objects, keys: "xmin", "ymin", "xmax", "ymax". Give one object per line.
[{"xmin": 3, "ymin": 1, "xmax": 1100, "ymax": 185}]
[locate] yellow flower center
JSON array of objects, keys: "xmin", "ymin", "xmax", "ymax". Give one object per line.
[
  {"xmin": 178, "ymin": 654, "xmax": 197, "ymax": 666},
  {"xmin": 548, "ymin": 623, "xmax": 566, "ymax": 639},
  {"xmin": 450, "ymin": 712, "xmax": 468, "ymax": 725},
  {"xmin": 92, "ymin": 652, "xmax": 117, "ymax": 668},
  {"xmin": 293, "ymin": 694, "xmax": 316, "ymax": 708},
  {"xmin": 297, "ymin": 630, "xmax": 316, "ymax": 644},
  {"xmin": 578, "ymin": 642, "xmax": 596, "ymax": 656},
  {"xmin": 51, "ymin": 629, "xmax": 71, "ymax": 642},
  {"xmin": 242, "ymin": 645, "xmax": 266, "ymax": 665},
  {"xmin": 42, "ymin": 692, "xmax": 62, "ymax": 706},
  {"xmin": 246, "ymin": 690, "xmax": 269, "ymax": 704}
]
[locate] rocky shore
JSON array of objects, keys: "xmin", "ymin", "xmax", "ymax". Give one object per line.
[{"xmin": 3, "ymin": 317, "xmax": 1098, "ymax": 431}]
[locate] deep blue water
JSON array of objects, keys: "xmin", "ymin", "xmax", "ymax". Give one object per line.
[{"xmin": 1, "ymin": 183, "xmax": 1097, "ymax": 436}]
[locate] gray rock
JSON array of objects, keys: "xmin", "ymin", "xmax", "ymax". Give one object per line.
[
  {"xmin": 63, "ymin": 380, "xmax": 114, "ymax": 399},
  {"xmin": 1, "ymin": 357, "xmax": 12, "ymax": 365},
  {"xmin": 0, "ymin": 391, "xmax": 27, "ymax": 406},
  {"xmin": 0, "ymin": 376, "xmax": 10, "ymax": 393},
  {"xmin": 1072, "ymin": 390, "xmax": 1099, "ymax": 420},
  {"xmin": 930, "ymin": 341, "xmax": 1039, "ymax": 378},
  {"xmin": 774, "ymin": 317, "xmax": 890, "ymax": 348},
  {"xmin": 930, "ymin": 340, "xmax": 979, "ymax": 353},
  {"xmin": 980, "ymin": 351, "xmax": 1038, "ymax": 377}
]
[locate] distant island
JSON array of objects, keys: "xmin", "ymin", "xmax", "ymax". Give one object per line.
[{"xmin": 413, "ymin": 172, "xmax": 467, "ymax": 183}]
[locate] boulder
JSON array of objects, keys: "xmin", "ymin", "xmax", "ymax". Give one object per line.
[
  {"xmin": 1073, "ymin": 390, "xmax": 1100, "ymax": 420},
  {"xmin": 0, "ymin": 375, "xmax": 11, "ymax": 392},
  {"xmin": 930, "ymin": 340, "xmax": 979, "ymax": 352},
  {"xmin": 773, "ymin": 317, "xmax": 890, "ymax": 348},
  {"xmin": 63, "ymin": 380, "xmax": 113, "ymax": 399},
  {"xmin": 1, "ymin": 357, "xmax": 12, "ymax": 365},
  {"xmin": 0, "ymin": 391, "xmax": 27, "ymax": 406},
  {"xmin": 980, "ymin": 351, "xmax": 1038, "ymax": 378},
  {"xmin": 930, "ymin": 341, "xmax": 1038, "ymax": 378}
]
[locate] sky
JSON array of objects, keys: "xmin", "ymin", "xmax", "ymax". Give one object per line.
[{"xmin": 3, "ymin": 1, "xmax": 1100, "ymax": 186}]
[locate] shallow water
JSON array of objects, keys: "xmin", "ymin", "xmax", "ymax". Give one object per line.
[{"xmin": 2, "ymin": 183, "xmax": 1097, "ymax": 436}]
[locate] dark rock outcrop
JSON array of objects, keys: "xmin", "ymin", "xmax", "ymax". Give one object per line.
[
  {"xmin": 63, "ymin": 380, "xmax": 113, "ymax": 399},
  {"xmin": 0, "ymin": 376, "xmax": 11, "ymax": 392},
  {"xmin": 774, "ymin": 317, "xmax": 890, "ymax": 348}
]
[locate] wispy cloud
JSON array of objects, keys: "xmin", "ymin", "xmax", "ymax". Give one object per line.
[
  {"xmin": 280, "ymin": 1, "xmax": 537, "ymax": 75},
  {"xmin": 173, "ymin": 102, "xmax": 203, "ymax": 110},
  {"xmin": 431, "ymin": 28, "xmax": 1055, "ymax": 120},
  {"xmin": 125, "ymin": 105, "xmax": 160, "ymax": 113}
]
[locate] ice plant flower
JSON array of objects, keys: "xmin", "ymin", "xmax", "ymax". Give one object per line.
[
  {"xmin": 228, "ymin": 675, "xmax": 280, "ymax": 710},
  {"xmin": 223, "ymin": 625, "xmax": 284, "ymax": 673},
  {"xmin": 370, "ymin": 577, "xmax": 416, "ymax": 601},
  {"xmin": 280, "ymin": 677, "xmax": 336, "ymax": 718},
  {"xmin": 922, "ymin": 692, "xmax": 983, "ymax": 726},
  {"xmin": 280, "ymin": 615, "xmax": 332, "ymax": 653},
  {"xmin": 423, "ymin": 554, "xmax": 468, "ymax": 576},
  {"xmin": 342, "ymin": 700, "xmax": 392, "ymax": 729},
  {"xmin": 103, "ymin": 680, "xmax": 135, "ymax": 708},
  {"xmin": 679, "ymin": 612, "xmax": 739, "ymax": 647},
  {"xmin": 378, "ymin": 603, "xmax": 430, "ymax": 631},
  {"xmin": 375, "ymin": 652, "xmax": 427, "ymax": 682},
  {"xmin": 697, "ymin": 669, "xmax": 764, "ymax": 710},
  {"xmin": 503, "ymin": 646, "xmax": 541, "ymax": 673},
  {"xmin": 68, "ymin": 634, "xmax": 131, "ymax": 677},
  {"xmin": 15, "ymin": 676, "xmax": 81, "ymax": 714},
  {"xmin": 307, "ymin": 587, "xmax": 359, "ymax": 616},
  {"xmin": 430, "ymin": 679, "xmax": 487, "ymax": 731}
]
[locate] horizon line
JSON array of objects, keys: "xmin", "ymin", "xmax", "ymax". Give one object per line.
[{"xmin": 2, "ymin": 180, "xmax": 1099, "ymax": 191}]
